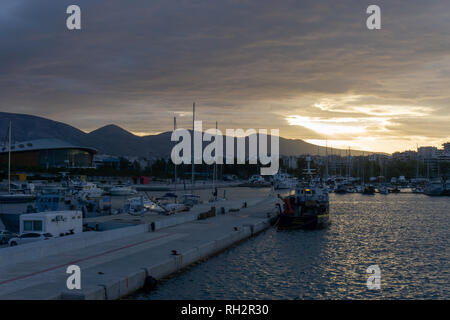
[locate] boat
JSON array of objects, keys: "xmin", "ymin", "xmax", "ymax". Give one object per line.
[
  {"xmin": 388, "ymin": 186, "xmax": 401, "ymax": 193},
  {"xmin": 276, "ymin": 157, "xmax": 330, "ymax": 230},
  {"xmin": 0, "ymin": 193, "xmax": 35, "ymax": 203},
  {"xmin": 412, "ymin": 187, "xmax": 424, "ymax": 194},
  {"xmin": 363, "ymin": 185, "xmax": 376, "ymax": 195},
  {"xmin": 377, "ymin": 185, "xmax": 389, "ymax": 194},
  {"xmin": 334, "ymin": 184, "xmax": 347, "ymax": 194},
  {"xmin": 273, "ymin": 173, "xmax": 297, "ymax": 190},
  {"xmin": 346, "ymin": 186, "xmax": 356, "ymax": 193},
  {"xmin": 424, "ymin": 181, "xmax": 444, "ymax": 196},
  {"xmin": 239, "ymin": 175, "xmax": 271, "ymax": 188},
  {"xmin": 109, "ymin": 185, "xmax": 137, "ymax": 196},
  {"xmin": 442, "ymin": 182, "xmax": 450, "ymax": 196},
  {"xmin": 72, "ymin": 182, "xmax": 104, "ymax": 199}
]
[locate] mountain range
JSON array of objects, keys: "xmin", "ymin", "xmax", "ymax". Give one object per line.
[{"xmin": 0, "ymin": 112, "xmax": 374, "ymax": 158}]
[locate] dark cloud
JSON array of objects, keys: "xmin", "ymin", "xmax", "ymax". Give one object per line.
[{"xmin": 0, "ymin": 0, "xmax": 449, "ymax": 152}]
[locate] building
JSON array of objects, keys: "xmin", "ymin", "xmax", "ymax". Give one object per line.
[
  {"xmin": 443, "ymin": 142, "xmax": 450, "ymax": 155},
  {"xmin": 93, "ymin": 154, "xmax": 121, "ymax": 169},
  {"xmin": 281, "ymin": 155, "xmax": 298, "ymax": 169},
  {"xmin": 0, "ymin": 139, "xmax": 96, "ymax": 169},
  {"xmin": 392, "ymin": 150, "xmax": 417, "ymax": 161},
  {"xmin": 418, "ymin": 146, "xmax": 438, "ymax": 159}
]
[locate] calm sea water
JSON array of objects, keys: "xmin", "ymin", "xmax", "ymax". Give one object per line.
[{"xmin": 134, "ymin": 193, "xmax": 449, "ymax": 300}]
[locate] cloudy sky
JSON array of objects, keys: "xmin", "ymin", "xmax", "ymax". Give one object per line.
[{"xmin": 1, "ymin": 0, "xmax": 449, "ymax": 153}]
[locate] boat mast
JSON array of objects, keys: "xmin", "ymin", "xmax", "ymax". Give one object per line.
[
  {"xmin": 8, "ymin": 121, "xmax": 11, "ymax": 194},
  {"xmin": 416, "ymin": 143, "xmax": 419, "ymax": 179},
  {"xmin": 214, "ymin": 121, "xmax": 218, "ymax": 199},
  {"xmin": 191, "ymin": 102, "xmax": 195, "ymax": 195},
  {"xmin": 325, "ymin": 139, "xmax": 328, "ymax": 179},
  {"xmin": 174, "ymin": 116, "xmax": 177, "ymax": 191}
]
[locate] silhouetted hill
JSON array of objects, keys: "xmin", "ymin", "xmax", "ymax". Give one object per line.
[{"xmin": 0, "ymin": 112, "xmax": 374, "ymax": 158}]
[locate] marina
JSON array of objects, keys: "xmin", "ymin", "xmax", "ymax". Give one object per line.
[
  {"xmin": 0, "ymin": 167, "xmax": 448, "ymax": 299},
  {"xmin": 1, "ymin": 0, "xmax": 450, "ymax": 305}
]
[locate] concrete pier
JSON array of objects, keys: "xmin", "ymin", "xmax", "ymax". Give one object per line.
[{"xmin": 0, "ymin": 196, "xmax": 280, "ymax": 300}]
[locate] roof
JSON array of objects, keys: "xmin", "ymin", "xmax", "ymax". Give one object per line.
[
  {"xmin": 0, "ymin": 139, "xmax": 97, "ymax": 154},
  {"xmin": 20, "ymin": 211, "xmax": 82, "ymax": 219}
]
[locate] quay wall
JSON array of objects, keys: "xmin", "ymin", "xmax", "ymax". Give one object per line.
[{"xmin": 61, "ymin": 218, "xmax": 271, "ymax": 300}]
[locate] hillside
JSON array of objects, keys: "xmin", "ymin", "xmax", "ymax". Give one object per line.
[{"xmin": 0, "ymin": 112, "xmax": 372, "ymax": 158}]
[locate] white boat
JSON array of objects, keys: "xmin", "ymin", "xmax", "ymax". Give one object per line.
[
  {"xmin": 124, "ymin": 196, "xmax": 160, "ymax": 215},
  {"xmin": 412, "ymin": 187, "xmax": 424, "ymax": 194},
  {"xmin": 378, "ymin": 185, "xmax": 389, "ymax": 194},
  {"xmin": 424, "ymin": 181, "xmax": 444, "ymax": 196},
  {"xmin": 0, "ymin": 193, "xmax": 35, "ymax": 203},
  {"xmin": 110, "ymin": 185, "xmax": 137, "ymax": 196},
  {"xmin": 273, "ymin": 173, "xmax": 297, "ymax": 190},
  {"xmin": 76, "ymin": 183, "xmax": 104, "ymax": 199}
]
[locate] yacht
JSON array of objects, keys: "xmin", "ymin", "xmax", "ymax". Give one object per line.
[{"xmin": 424, "ymin": 181, "xmax": 444, "ymax": 196}]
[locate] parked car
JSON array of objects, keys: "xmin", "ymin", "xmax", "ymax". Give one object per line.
[
  {"xmin": 0, "ymin": 230, "xmax": 18, "ymax": 245},
  {"xmin": 8, "ymin": 232, "xmax": 53, "ymax": 247}
]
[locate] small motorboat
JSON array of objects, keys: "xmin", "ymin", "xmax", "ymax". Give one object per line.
[
  {"xmin": 363, "ymin": 185, "xmax": 376, "ymax": 195},
  {"xmin": 388, "ymin": 187, "xmax": 401, "ymax": 193},
  {"xmin": 378, "ymin": 185, "xmax": 389, "ymax": 194}
]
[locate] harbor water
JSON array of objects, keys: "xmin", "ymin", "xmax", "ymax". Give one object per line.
[{"xmin": 133, "ymin": 192, "xmax": 449, "ymax": 299}]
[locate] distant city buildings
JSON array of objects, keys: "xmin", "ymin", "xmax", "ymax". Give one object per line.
[{"xmin": 281, "ymin": 156, "xmax": 298, "ymax": 169}]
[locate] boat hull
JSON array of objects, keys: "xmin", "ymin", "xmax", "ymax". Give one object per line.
[
  {"xmin": 277, "ymin": 213, "xmax": 330, "ymax": 230},
  {"xmin": 0, "ymin": 194, "xmax": 35, "ymax": 203}
]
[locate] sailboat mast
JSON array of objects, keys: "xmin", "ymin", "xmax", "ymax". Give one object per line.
[
  {"xmin": 214, "ymin": 121, "xmax": 218, "ymax": 194},
  {"xmin": 8, "ymin": 121, "xmax": 11, "ymax": 194},
  {"xmin": 174, "ymin": 116, "xmax": 177, "ymax": 191},
  {"xmin": 325, "ymin": 139, "xmax": 328, "ymax": 179},
  {"xmin": 191, "ymin": 102, "xmax": 195, "ymax": 194}
]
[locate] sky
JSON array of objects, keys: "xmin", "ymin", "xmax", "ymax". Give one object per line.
[{"xmin": 0, "ymin": 0, "xmax": 449, "ymax": 153}]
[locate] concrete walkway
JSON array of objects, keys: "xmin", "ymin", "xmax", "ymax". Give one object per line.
[{"xmin": 0, "ymin": 196, "xmax": 279, "ymax": 300}]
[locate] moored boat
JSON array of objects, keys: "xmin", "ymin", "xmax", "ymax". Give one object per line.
[{"xmin": 275, "ymin": 157, "xmax": 330, "ymax": 230}]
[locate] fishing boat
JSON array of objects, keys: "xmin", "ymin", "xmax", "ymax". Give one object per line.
[{"xmin": 276, "ymin": 157, "xmax": 330, "ymax": 230}]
